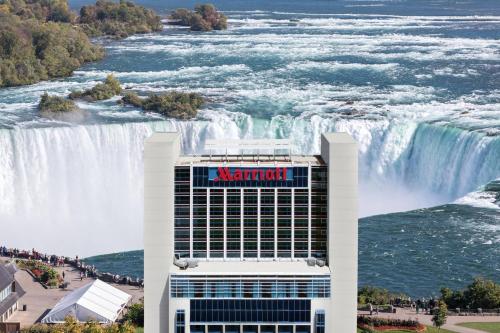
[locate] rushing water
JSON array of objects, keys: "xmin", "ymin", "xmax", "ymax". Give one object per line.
[{"xmin": 0, "ymin": 0, "xmax": 499, "ymax": 293}]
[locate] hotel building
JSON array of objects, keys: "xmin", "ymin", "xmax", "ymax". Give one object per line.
[{"xmin": 144, "ymin": 133, "xmax": 358, "ymax": 333}]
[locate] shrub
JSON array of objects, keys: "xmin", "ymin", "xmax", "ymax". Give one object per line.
[
  {"xmin": 121, "ymin": 91, "xmax": 143, "ymax": 107},
  {"xmin": 432, "ymin": 300, "xmax": 447, "ymax": 329},
  {"xmin": 38, "ymin": 93, "xmax": 77, "ymax": 113},
  {"xmin": 168, "ymin": 3, "xmax": 227, "ymax": 31},
  {"xmin": 170, "ymin": 8, "xmax": 192, "ymax": 25},
  {"xmin": 79, "ymin": 0, "xmax": 163, "ymax": 38},
  {"xmin": 194, "ymin": 4, "xmax": 227, "ymax": 30},
  {"xmin": 124, "ymin": 302, "xmax": 143, "ymax": 327},
  {"xmin": 358, "ymin": 286, "xmax": 408, "ymax": 306},
  {"xmin": 31, "ymin": 268, "xmax": 42, "ymax": 278},
  {"xmin": 357, "ymin": 316, "xmax": 420, "ymax": 329},
  {"xmin": 121, "ymin": 91, "xmax": 204, "ymax": 119},
  {"xmin": 69, "ymin": 74, "xmax": 122, "ymax": 101},
  {"xmin": 21, "ymin": 317, "xmax": 136, "ymax": 333},
  {"xmin": 40, "ymin": 269, "xmax": 58, "ymax": 283}
]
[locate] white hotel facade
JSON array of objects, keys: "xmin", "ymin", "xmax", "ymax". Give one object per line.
[{"xmin": 144, "ymin": 133, "xmax": 358, "ymax": 333}]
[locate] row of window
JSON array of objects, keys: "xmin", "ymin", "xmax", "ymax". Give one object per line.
[
  {"xmin": 0, "ymin": 284, "xmax": 12, "ymax": 303},
  {"xmin": 190, "ymin": 299, "xmax": 311, "ymax": 323},
  {"xmin": 175, "ymin": 166, "xmax": 327, "ymax": 260},
  {"xmin": 190, "ymin": 325, "xmax": 312, "ymax": 333},
  {"xmin": 171, "ymin": 278, "xmax": 330, "ymax": 299}
]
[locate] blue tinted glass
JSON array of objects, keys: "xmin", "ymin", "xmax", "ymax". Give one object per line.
[
  {"xmin": 190, "ymin": 299, "xmax": 311, "ymax": 323},
  {"xmin": 226, "ymin": 326, "xmax": 240, "ymax": 333},
  {"xmin": 296, "ymin": 326, "xmax": 311, "ymax": 333},
  {"xmin": 208, "ymin": 326, "xmax": 223, "ymax": 333}
]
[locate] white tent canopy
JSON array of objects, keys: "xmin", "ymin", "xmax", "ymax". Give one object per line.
[{"xmin": 41, "ymin": 279, "xmax": 132, "ymax": 324}]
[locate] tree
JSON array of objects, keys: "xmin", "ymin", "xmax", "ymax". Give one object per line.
[
  {"xmin": 357, "ymin": 286, "xmax": 407, "ymax": 306},
  {"xmin": 78, "ymin": 0, "xmax": 162, "ymax": 38},
  {"xmin": 39, "ymin": 93, "xmax": 77, "ymax": 113},
  {"xmin": 170, "ymin": 8, "xmax": 192, "ymax": 25},
  {"xmin": 70, "ymin": 74, "xmax": 122, "ymax": 101},
  {"xmin": 432, "ymin": 300, "xmax": 447, "ymax": 331},
  {"xmin": 440, "ymin": 287, "xmax": 464, "ymax": 309},
  {"xmin": 440, "ymin": 278, "xmax": 500, "ymax": 310},
  {"xmin": 464, "ymin": 277, "xmax": 500, "ymax": 309},
  {"xmin": 124, "ymin": 302, "xmax": 144, "ymax": 327},
  {"xmin": 168, "ymin": 4, "xmax": 227, "ymax": 31},
  {"xmin": 189, "ymin": 13, "xmax": 211, "ymax": 31}
]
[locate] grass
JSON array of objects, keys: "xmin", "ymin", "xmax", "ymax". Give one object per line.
[
  {"xmin": 425, "ymin": 326, "xmax": 458, "ymax": 333},
  {"xmin": 135, "ymin": 328, "xmax": 144, "ymax": 333},
  {"xmin": 357, "ymin": 326, "xmax": 458, "ymax": 333},
  {"xmin": 457, "ymin": 322, "xmax": 500, "ymax": 333}
]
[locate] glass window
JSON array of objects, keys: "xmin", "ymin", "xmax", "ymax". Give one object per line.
[
  {"xmin": 190, "ymin": 299, "xmax": 311, "ymax": 323},
  {"xmin": 296, "ymin": 326, "xmax": 311, "ymax": 333},
  {"xmin": 191, "ymin": 326, "xmax": 205, "ymax": 333},
  {"xmin": 261, "ymin": 326, "xmax": 275, "ymax": 333},
  {"xmin": 315, "ymin": 310, "xmax": 325, "ymax": 333},
  {"xmin": 226, "ymin": 326, "xmax": 240, "ymax": 333},
  {"xmin": 208, "ymin": 326, "xmax": 223, "ymax": 333},
  {"xmin": 243, "ymin": 326, "xmax": 258, "ymax": 333},
  {"xmin": 175, "ymin": 310, "xmax": 185, "ymax": 333}
]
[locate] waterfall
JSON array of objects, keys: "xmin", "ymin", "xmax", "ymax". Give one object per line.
[{"xmin": 1, "ymin": 117, "xmax": 498, "ymax": 256}]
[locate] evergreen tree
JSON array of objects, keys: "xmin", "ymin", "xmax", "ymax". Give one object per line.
[{"xmin": 432, "ymin": 300, "xmax": 447, "ymax": 331}]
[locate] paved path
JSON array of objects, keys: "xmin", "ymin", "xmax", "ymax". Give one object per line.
[
  {"xmin": 359, "ymin": 309, "xmax": 500, "ymax": 333},
  {"xmin": 4, "ymin": 257, "xmax": 144, "ymax": 327}
]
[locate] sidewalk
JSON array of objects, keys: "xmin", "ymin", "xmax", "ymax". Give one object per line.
[{"xmin": 359, "ymin": 308, "xmax": 500, "ymax": 333}]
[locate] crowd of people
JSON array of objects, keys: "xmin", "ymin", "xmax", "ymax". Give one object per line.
[
  {"xmin": 366, "ymin": 297, "xmax": 441, "ymax": 316},
  {"xmin": 1, "ymin": 246, "xmax": 68, "ymax": 267},
  {"xmin": 0, "ymin": 245, "xmax": 143, "ymax": 288}
]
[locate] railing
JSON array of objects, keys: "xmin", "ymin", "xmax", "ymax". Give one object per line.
[{"xmin": 171, "ymin": 278, "xmax": 330, "ymax": 298}]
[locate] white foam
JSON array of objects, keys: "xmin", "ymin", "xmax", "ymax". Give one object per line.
[
  {"xmin": 454, "ymin": 184, "xmax": 500, "ymax": 211},
  {"xmin": 74, "ymin": 64, "xmax": 251, "ymax": 80}
]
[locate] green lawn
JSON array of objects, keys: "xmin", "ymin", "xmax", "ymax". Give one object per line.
[
  {"xmin": 457, "ymin": 322, "xmax": 500, "ymax": 333},
  {"xmin": 135, "ymin": 327, "xmax": 144, "ymax": 333},
  {"xmin": 357, "ymin": 326, "xmax": 457, "ymax": 333},
  {"xmin": 425, "ymin": 327, "xmax": 458, "ymax": 333}
]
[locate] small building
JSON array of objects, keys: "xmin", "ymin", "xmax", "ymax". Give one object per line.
[
  {"xmin": 41, "ymin": 279, "xmax": 131, "ymax": 324},
  {"xmin": 0, "ymin": 262, "xmax": 25, "ymax": 323}
]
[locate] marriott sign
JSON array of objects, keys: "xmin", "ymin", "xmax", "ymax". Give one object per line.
[{"xmin": 212, "ymin": 167, "xmax": 290, "ymax": 182}]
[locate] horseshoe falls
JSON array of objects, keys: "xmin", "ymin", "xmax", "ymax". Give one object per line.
[
  {"xmin": 1, "ymin": 117, "xmax": 499, "ymax": 257},
  {"xmin": 1, "ymin": 0, "xmax": 499, "ymax": 295}
]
